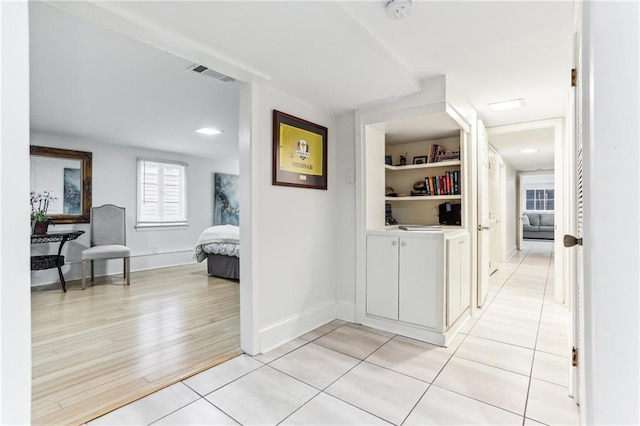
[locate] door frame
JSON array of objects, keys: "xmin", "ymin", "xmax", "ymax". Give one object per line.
[{"xmin": 487, "ymin": 118, "xmax": 567, "ymax": 304}]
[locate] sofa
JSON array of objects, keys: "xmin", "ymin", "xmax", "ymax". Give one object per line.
[{"xmin": 522, "ymin": 211, "xmax": 555, "ymax": 240}]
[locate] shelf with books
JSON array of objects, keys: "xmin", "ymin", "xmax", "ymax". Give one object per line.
[
  {"xmin": 385, "ymin": 195, "xmax": 462, "ymax": 202},
  {"xmin": 384, "ymin": 160, "xmax": 461, "ymax": 172}
]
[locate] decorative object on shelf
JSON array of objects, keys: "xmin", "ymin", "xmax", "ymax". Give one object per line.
[
  {"xmin": 399, "ymin": 154, "xmax": 408, "ymax": 166},
  {"xmin": 385, "ymin": 155, "xmax": 393, "ymax": 165},
  {"xmin": 272, "ymin": 110, "xmax": 328, "ymax": 190},
  {"xmin": 413, "ymin": 156, "xmax": 427, "ymax": 164},
  {"xmin": 30, "ymin": 190, "xmax": 57, "ymax": 234},
  {"xmin": 385, "ymin": 186, "xmax": 398, "ymax": 197}
]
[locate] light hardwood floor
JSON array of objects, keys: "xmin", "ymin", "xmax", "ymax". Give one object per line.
[{"xmin": 31, "ymin": 263, "xmax": 241, "ymax": 425}]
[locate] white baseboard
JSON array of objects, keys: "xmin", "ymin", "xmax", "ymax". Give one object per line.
[
  {"xmin": 336, "ymin": 301, "xmax": 356, "ymax": 322},
  {"xmin": 504, "ymin": 245, "xmax": 518, "ymax": 261},
  {"xmin": 30, "ymin": 249, "xmax": 196, "ymax": 287},
  {"xmin": 259, "ymin": 301, "xmax": 339, "ymax": 354}
]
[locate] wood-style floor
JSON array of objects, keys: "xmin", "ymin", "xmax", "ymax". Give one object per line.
[{"xmin": 31, "ymin": 263, "xmax": 241, "ymax": 425}]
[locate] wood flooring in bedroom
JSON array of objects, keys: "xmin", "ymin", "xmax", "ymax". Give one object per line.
[{"xmin": 31, "ymin": 263, "xmax": 241, "ymax": 425}]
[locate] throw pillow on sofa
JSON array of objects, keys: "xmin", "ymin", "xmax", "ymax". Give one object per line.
[{"xmin": 522, "ymin": 215, "xmax": 530, "ymax": 226}]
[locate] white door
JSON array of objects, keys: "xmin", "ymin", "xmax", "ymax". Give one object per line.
[
  {"xmin": 366, "ymin": 235, "xmax": 399, "ymax": 320},
  {"xmin": 567, "ymin": 28, "xmax": 585, "ymax": 407},
  {"xmin": 488, "ymin": 148, "xmax": 501, "ymax": 274},
  {"xmin": 477, "ymin": 119, "xmax": 490, "ymax": 307},
  {"xmin": 399, "ymin": 235, "xmax": 439, "ymax": 329}
]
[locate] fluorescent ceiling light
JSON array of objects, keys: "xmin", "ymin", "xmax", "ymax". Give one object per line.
[
  {"xmin": 195, "ymin": 127, "xmax": 221, "ymax": 135},
  {"xmin": 520, "ymin": 148, "xmax": 539, "ymax": 154},
  {"xmin": 489, "ymin": 98, "xmax": 525, "ymax": 111}
]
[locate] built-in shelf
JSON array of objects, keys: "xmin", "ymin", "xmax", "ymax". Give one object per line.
[
  {"xmin": 385, "ymin": 195, "xmax": 462, "ymax": 202},
  {"xmin": 385, "ymin": 160, "xmax": 461, "ymax": 172}
]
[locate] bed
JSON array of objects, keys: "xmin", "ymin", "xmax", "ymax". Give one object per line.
[{"xmin": 194, "ymin": 224, "xmax": 240, "ymax": 280}]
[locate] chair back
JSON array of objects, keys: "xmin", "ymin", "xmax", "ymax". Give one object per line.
[{"xmin": 91, "ymin": 204, "xmax": 126, "ymax": 247}]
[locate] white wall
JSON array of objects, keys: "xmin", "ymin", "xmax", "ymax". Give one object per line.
[
  {"xmin": 30, "ymin": 131, "xmax": 238, "ymax": 286},
  {"xmin": 248, "ymin": 84, "xmax": 338, "ymax": 352},
  {"xmin": 0, "ymin": 2, "xmax": 31, "ymax": 423},
  {"xmin": 335, "ymin": 112, "xmax": 356, "ymax": 319},
  {"xmin": 503, "ymin": 161, "xmax": 518, "ymax": 259},
  {"xmin": 583, "ymin": 2, "xmax": 639, "ymax": 423}
]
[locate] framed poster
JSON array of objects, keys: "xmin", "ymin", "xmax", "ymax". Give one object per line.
[{"xmin": 272, "ymin": 110, "xmax": 328, "ymax": 190}]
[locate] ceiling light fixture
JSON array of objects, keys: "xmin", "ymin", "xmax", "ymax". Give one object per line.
[
  {"xmin": 195, "ymin": 127, "xmax": 222, "ymax": 136},
  {"xmin": 520, "ymin": 148, "xmax": 539, "ymax": 154},
  {"xmin": 386, "ymin": 0, "xmax": 413, "ymax": 19},
  {"xmin": 488, "ymin": 98, "xmax": 525, "ymax": 111}
]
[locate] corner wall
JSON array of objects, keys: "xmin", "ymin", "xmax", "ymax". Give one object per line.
[
  {"xmin": 248, "ymin": 84, "xmax": 338, "ymax": 352},
  {"xmin": 30, "ymin": 131, "xmax": 238, "ymax": 286}
]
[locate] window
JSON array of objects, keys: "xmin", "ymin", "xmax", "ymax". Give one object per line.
[
  {"xmin": 525, "ymin": 189, "xmax": 554, "ymax": 211},
  {"xmin": 137, "ymin": 159, "xmax": 187, "ymax": 226}
]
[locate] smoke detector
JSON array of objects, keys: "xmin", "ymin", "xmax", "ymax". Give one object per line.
[
  {"xmin": 187, "ymin": 64, "xmax": 235, "ymax": 83},
  {"xmin": 386, "ymin": 0, "xmax": 413, "ymax": 19}
]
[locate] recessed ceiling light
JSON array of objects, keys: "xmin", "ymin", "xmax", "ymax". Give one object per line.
[
  {"xmin": 488, "ymin": 98, "xmax": 525, "ymax": 111},
  {"xmin": 520, "ymin": 148, "xmax": 539, "ymax": 154},
  {"xmin": 195, "ymin": 127, "xmax": 222, "ymax": 136}
]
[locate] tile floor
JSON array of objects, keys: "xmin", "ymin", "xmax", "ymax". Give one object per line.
[{"xmin": 90, "ymin": 241, "xmax": 580, "ymax": 425}]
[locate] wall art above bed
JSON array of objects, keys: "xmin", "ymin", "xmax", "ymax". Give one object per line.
[{"xmin": 214, "ymin": 173, "xmax": 239, "ymax": 226}]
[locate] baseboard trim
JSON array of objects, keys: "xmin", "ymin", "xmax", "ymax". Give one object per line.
[
  {"xmin": 336, "ymin": 301, "xmax": 356, "ymax": 322},
  {"xmin": 259, "ymin": 302, "xmax": 338, "ymax": 354},
  {"xmin": 504, "ymin": 245, "xmax": 518, "ymax": 261}
]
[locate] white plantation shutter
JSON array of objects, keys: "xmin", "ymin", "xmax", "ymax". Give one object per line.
[{"xmin": 137, "ymin": 159, "xmax": 187, "ymax": 225}]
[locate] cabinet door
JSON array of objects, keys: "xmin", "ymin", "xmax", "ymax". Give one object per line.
[
  {"xmin": 446, "ymin": 236, "xmax": 462, "ymax": 326},
  {"xmin": 459, "ymin": 234, "xmax": 471, "ymax": 312},
  {"xmin": 398, "ymin": 235, "xmax": 439, "ymax": 328},
  {"xmin": 366, "ymin": 235, "xmax": 399, "ymax": 320},
  {"xmin": 447, "ymin": 234, "xmax": 470, "ymax": 326}
]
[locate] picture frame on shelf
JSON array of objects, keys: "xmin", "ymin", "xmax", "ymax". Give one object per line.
[
  {"xmin": 385, "ymin": 155, "xmax": 392, "ymax": 165},
  {"xmin": 272, "ymin": 110, "xmax": 328, "ymax": 190},
  {"xmin": 413, "ymin": 155, "xmax": 428, "ymax": 165}
]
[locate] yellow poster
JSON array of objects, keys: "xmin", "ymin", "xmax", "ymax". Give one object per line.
[{"xmin": 279, "ymin": 123, "xmax": 323, "ymax": 176}]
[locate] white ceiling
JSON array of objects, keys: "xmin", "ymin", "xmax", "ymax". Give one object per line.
[
  {"xmin": 490, "ymin": 127, "xmax": 555, "ymax": 171},
  {"xmin": 31, "ymin": 1, "xmax": 575, "ymax": 164}
]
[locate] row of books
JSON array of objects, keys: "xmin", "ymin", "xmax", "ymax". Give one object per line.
[
  {"xmin": 411, "ymin": 171, "xmax": 461, "ymax": 196},
  {"xmin": 427, "ymin": 144, "xmax": 461, "ymax": 163}
]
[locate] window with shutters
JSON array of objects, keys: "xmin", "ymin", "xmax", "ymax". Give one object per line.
[
  {"xmin": 525, "ymin": 189, "xmax": 555, "ymax": 211},
  {"xmin": 136, "ymin": 159, "xmax": 187, "ymax": 226}
]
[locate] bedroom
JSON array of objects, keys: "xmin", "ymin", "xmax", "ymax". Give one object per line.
[{"xmin": 29, "ymin": 2, "xmax": 243, "ymax": 423}]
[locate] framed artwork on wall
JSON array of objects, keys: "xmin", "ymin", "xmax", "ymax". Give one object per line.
[
  {"xmin": 272, "ymin": 110, "xmax": 328, "ymax": 190},
  {"xmin": 213, "ymin": 173, "xmax": 239, "ymax": 226}
]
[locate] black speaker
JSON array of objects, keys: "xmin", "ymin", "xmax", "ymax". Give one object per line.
[{"xmin": 438, "ymin": 203, "xmax": 461, "ymax": 225}]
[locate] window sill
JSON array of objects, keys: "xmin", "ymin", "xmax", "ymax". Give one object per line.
[{"xmin": 135, "ymin": 223, "xmax": 189, "ymax": 231}]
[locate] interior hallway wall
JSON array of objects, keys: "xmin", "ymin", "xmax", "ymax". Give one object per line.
[
  {"xmin": 503, "ymin": 161, "xmax": 518, "ymax": 259},
  {"xmin": 248, "ymin": 84, "xmax": 338, "ymax": 352}
]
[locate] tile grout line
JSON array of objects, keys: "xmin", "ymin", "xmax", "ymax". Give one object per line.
[{"xmin": 520, "ymin": 243, "xmax": 554, "ymax": 425}]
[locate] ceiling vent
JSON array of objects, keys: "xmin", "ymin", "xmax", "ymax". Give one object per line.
[{"xmin": 187, "ymin": 64, "xmax": 235, "ymax": 83}]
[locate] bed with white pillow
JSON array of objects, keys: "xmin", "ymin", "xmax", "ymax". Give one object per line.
[{"xmin": 194, "ymin": 224, "xmax": 239, "ymax": 280}]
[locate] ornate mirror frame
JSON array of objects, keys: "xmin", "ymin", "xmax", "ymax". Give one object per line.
[{"xmin": 30, "ymin": 146, "xmax": 92, "ymax": 224}]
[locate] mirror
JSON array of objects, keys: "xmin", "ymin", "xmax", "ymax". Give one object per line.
[{"xmin": 30, "ymin": 146, "xmax": 92, "ymax": 223}]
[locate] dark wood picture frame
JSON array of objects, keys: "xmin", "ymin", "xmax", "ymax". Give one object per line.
[
  {"xmin": 413, "ymin": 155, "xmax": 428, "ymax": 165},
  {"xmin": 30, "ymin": 145, "xmax": 92, "ymax": 224},
  {"xmin": 272, "ymin": 110, "xmax": 328, "ymax": 190}
]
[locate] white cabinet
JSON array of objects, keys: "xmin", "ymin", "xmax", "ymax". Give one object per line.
[
  {"xmin": 446, "ymin": 233, "xmax": 470, "ymax": 326},
  {"xmin": 366, "ymin": 229, "xmax": 469, "ymax": 345},
  {"xmin": 367, "ymin": 234, "xmax": 440, "ymax": 329}
]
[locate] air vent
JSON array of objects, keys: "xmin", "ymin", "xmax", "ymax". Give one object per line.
[{"xmin": 187, "ymin": 64, "xmax": 235, "ymax": 83}]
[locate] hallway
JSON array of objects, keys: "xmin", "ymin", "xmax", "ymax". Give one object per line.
[{"xmin": 90, "ymin": 241, "xmax": 579, "ymax": 425}]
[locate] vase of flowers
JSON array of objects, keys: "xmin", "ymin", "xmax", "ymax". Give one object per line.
[{"xmin": 31, "ymin": 191, "xmax": 57, "ymax": 234}]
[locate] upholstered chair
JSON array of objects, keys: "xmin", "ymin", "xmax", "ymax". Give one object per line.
[{"xmin": 81, "ymin": 204, "xmax": 130, "ymax": 289}]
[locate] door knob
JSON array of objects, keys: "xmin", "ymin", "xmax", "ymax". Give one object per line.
[
  {"xmin": 563, "ymin": 234, "xmax": 583, "ymax": 247},
  {"xmin": 391, "ymin": 240, "xmax": 397, "ymax": 246},
  {"xmin": 477, "ymin": 225, "xmax": 490, "ymax": 231}
]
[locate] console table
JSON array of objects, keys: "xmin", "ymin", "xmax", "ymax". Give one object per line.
[{"xmin": 31, "ymin": 230, "xmax": 85, "ymax": 292}]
